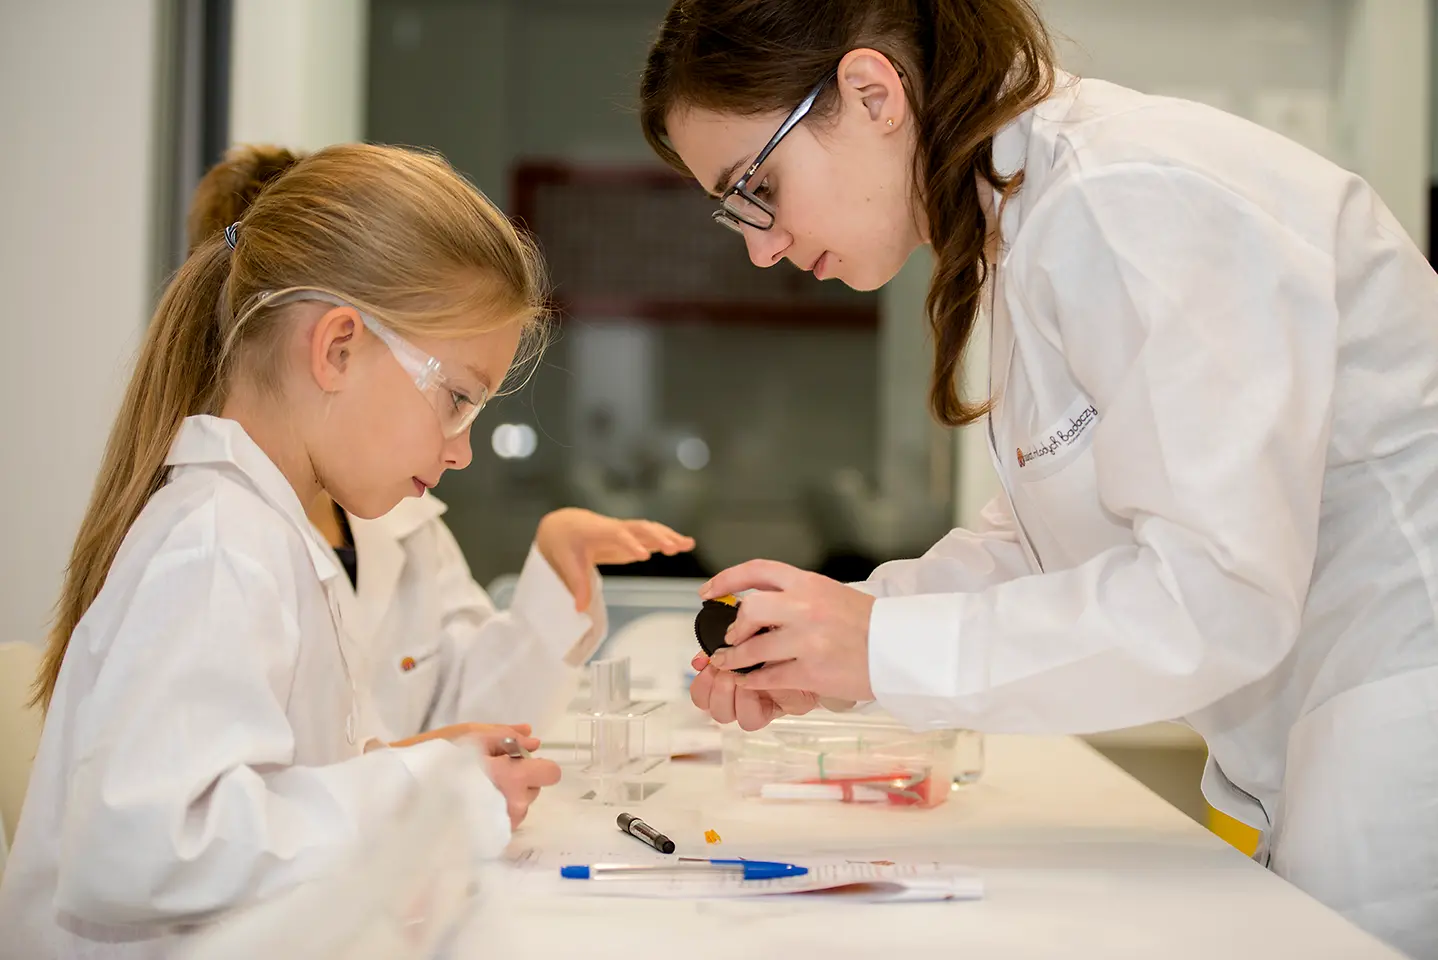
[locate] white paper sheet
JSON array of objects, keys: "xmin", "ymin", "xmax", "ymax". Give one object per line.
[{"xmin": 502, "ymin": 847, "xmax": 984, "ymax": 902}]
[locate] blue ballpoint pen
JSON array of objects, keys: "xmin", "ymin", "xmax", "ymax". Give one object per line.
[{"xmin": 560, "ymin": 859, "xmax": 808, "ymax": 881}]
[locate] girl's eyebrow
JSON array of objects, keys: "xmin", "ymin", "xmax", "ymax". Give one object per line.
[{"xmin": 463, "ymin": 364, "xmax": 494, "ymax": 392}]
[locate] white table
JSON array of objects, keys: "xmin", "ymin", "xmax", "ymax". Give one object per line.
[{"xmin": 452, "ymin": 734, "xmax": 1402, "ymax": 959}]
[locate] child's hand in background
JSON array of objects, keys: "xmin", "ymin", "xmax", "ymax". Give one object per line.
[{"xmin": 536, "ymin": 508, "xmax": 695, "ymax": 611}]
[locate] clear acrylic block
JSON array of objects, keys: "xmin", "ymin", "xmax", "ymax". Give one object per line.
[{"xmin": 571, "ymin": 657, "xmax": 669, "ymax": 804}]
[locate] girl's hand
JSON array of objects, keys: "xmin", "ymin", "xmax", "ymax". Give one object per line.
[
  {"xmin": 389, "ymin": 722, "xmax": 531, "ymax": 749},
  {"xmin": 536, "ymin": 508, "xmax": 695, "ymax": 611},
  {"xmin": 478, "ymin": 735, "xmax": 561, "ymax": 829},
  {"xmin": 391, "ymin": 723, "xmax": 560, "ymax": 828}
]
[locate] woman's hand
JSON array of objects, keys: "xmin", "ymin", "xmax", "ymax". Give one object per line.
[
  {"xmin": 536, "ymin": 508, "xmax": 695, "ymax": 611},
  {"xmin": 688, "ymin": 651, "xmax": 821, "ymax": 731},
  {"xmin": 699, "ymin": 560, "xmax": 877, "ymax": 703}
]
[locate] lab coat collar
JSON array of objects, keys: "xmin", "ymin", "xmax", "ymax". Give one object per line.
[
  {"xmin": 361, "ymin": 491, "xmax": 449, "ymax": 541},
  {"xmin": 986, "ymin": 69, "xmax": 1085, "ymax": 399},
  {"xmin": 342, "ymin": 493, "xmax": 448, "ymax": 650},
  {"xmin": 991, "ymin": 69, "xmax": 1081, "ymax": 242},
  {"xmin": 165, "ymin": 415, "xmax": 343, "ymax": 584}
]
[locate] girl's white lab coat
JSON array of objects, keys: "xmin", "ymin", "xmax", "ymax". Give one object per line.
[
  {"xmin": 0, "ymin": 416, "xmax": 511, "ymax": 960},
  {"xmin": 863, "ymin": 74, "xmax": 1438, "ymax": 956},
  {"xmin": 339, "ymin": 495, "xmax": 604, "ymax": 741}
]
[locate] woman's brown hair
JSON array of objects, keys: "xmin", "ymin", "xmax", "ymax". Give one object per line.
[
  {"xmin": 640, "ymin": 0, "xmax": 1054, "ymax": 426},
  {"xmin": 33, "ymin": 143, "xmax": 548, "ymax": 711}
]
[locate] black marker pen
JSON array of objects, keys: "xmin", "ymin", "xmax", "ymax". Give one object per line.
[{"xmin": 617, "ymin": 812, "xmax": 675, "ymax": 854}]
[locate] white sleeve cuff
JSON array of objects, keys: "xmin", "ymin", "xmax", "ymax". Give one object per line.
[
  {"xmin": 391, "ymin": 739, "xmax": 512, "ymax": 861},
  {"xmin": 867, "ymin": 593, "xmax": 974, "ymax": 730},
  {"xmin": 510, "ymin": 543, "xmax": 607, "ymax": 668}
]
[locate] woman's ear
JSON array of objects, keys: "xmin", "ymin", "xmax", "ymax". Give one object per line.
[
  {"xmin": 310, "ymin": 307, "xmax": 359, "ymax": 392},
  {"xmin": 836, "ymin": 47, "xmax": 908, "ymax": 132}
]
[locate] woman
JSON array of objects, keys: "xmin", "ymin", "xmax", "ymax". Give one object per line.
[{"xmin": 640, "ymin": 1, "xmax": 1438, "ymax": 955}]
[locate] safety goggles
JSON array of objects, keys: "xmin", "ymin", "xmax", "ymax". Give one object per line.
[{"xmin": 257, "ymin": 287, "xmax": 489, "ymax": 438}]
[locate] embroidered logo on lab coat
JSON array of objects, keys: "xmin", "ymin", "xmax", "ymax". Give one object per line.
[{"xmin": 1017, "ymin": 399, "xmax": 1099, "ymax": 469}]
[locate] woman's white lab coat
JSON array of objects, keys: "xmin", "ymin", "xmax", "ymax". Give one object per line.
[
  {"xmin": 0, "ymin": 416, "xmax": 511, "ymax": 960},
  {"xmin": 863, "ymin": 74, "xmax": 1438, "ymax": 956},
  {"xmin": 339, "ymin": 495, "xmax": 604, "ymax": 741}
]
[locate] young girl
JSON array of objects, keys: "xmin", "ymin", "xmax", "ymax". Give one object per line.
[
  {"xmin": 0, "ymin": 143, "xmax": 564, "ymax": 958},
  {"xmin": 644, "ymin": 0, "xmax": 1438, "ymax": 955},
  {"xmin": 188, "ymin": 146, "xmax": 696, "ymax": 741}
]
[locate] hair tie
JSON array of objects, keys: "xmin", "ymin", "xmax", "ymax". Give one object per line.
[{"xmin": 223, "ymin": 222, "xmax": 239, "ymax": 250}]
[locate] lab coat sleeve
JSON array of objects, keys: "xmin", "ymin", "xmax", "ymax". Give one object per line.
[
  {"xmin": 855, "ymin": 495, "xmax": 1032, "ymax": 599},
  {"xmin": 426, "ymin": 528, "xmax": 605, "ymax": 733},
  {"xmin": 870, "ymin": 164, "xmax": 1337, "ymax": 733},
  {"xmin": 56, "ymin": 544, "xmax": 511, "ymax": 927}
]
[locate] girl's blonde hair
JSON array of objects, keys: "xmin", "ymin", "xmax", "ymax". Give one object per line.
[{"xmin": 33, "ymin": 142, "xmax": 548, "ymax": 711}]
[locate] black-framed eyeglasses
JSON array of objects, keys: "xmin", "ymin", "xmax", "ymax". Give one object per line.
[{"xmin": 713, "ymin": 72, "xmax": 836, "ymax": 234}]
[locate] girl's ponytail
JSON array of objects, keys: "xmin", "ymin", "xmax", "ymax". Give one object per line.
[{"xmin": 33, "ymin": 239, "xmax": 232, "ymax": 711}]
